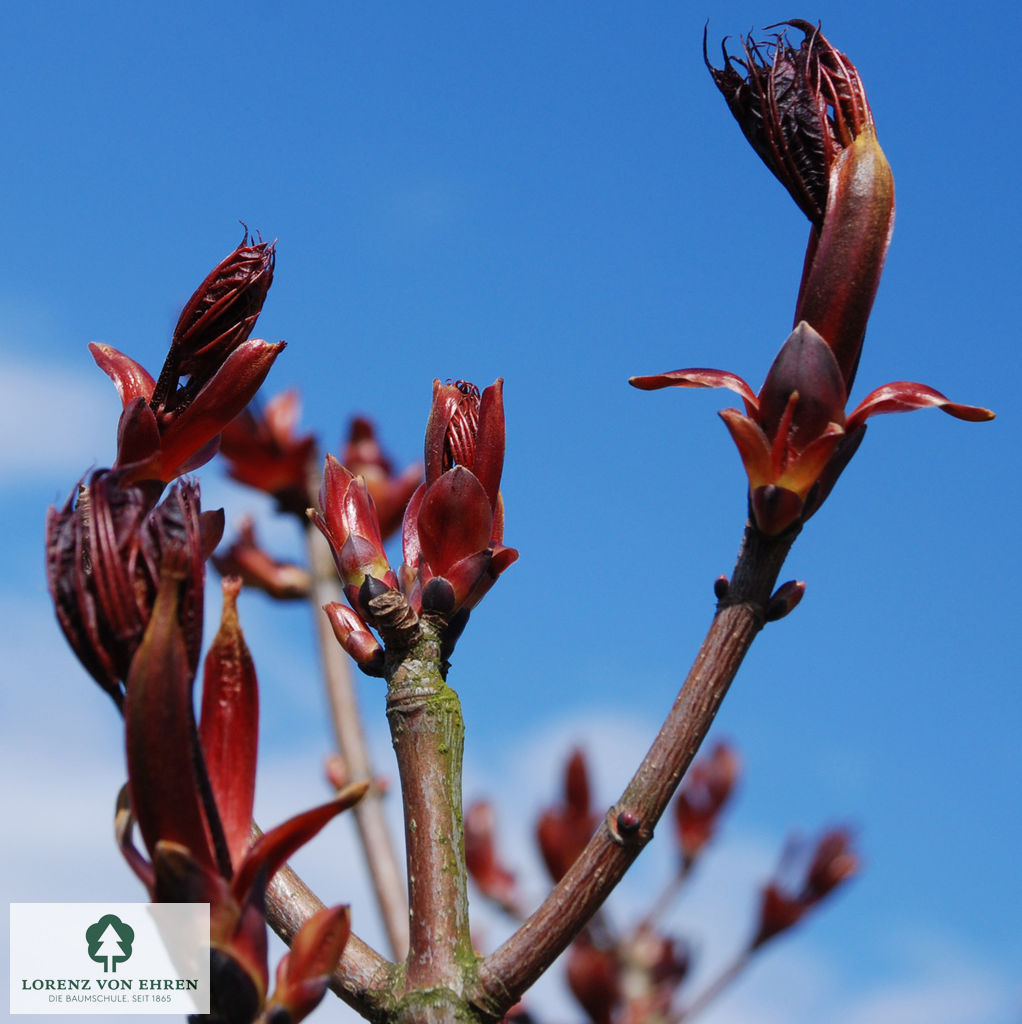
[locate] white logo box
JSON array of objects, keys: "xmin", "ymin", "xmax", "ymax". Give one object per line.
[{"xmin": 10, "ymin": 903, "xmax": 210, "ymax": 1015}]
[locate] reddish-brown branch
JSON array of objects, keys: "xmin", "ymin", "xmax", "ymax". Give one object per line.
[
  {"xmin": 385, "ymin": 618, "xmax": 474, "ymax": 993},
  {"xmin": 470, "ymin": 523, "xmax": 798, "ymax": 1016},
  {"xmin": 266, "ymin": 861, "xmax": 392, "ymax": 1019}
]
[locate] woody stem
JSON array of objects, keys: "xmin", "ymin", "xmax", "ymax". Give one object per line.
[
  {"xmin": 469, "ymin": 522, "xmax": 798, "ymax": 1016},
  {"xmin": 384, "ymin": 616, "xmax": 473, "ymax": 994},
  {"xmin": 265, "ymin": 861, "xmax": 391, "ymax": 1017}
]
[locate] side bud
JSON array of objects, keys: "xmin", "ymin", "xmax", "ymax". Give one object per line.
[{"xmin": 323, "ymin": 603, "xmax": 385, "ymax": 677}]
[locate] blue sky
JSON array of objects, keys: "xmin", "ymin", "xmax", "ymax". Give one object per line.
[{"xmin": 1, "ymin": 3, "xmax": 1020, "ymax": 1022}]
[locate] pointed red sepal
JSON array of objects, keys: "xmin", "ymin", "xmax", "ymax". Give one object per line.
[
  {"xmin": 750, "ymin": 485, "xmax": 806, "ymax": 536},
  {"xmin": 231, "ymin": 782, "xmax": 369, "ymax": 905},
  {"xmin": 718, "ymin": 409, "xmax": 773, "ymax": 489},
  {"xmin": 124, "ymin": 564, "xmax": 215, "ymax": 874},
  {"xmin": 457, "ymin": 544, "xmax": 520, "ymax": 613},
  {"xmin": 199, "ymin": 578, "xmax": 259, "ymax": 872},
  {"xmin": 758, "ymin": 323, "xmax": 848, "ymax": 446},
  {"xmin": 847, "ymin": 381, "xmax": 996, "ymax": 428},
  {"xmin": 338, "ymin": 534, "xmax": 397, "ymax": 592},
  {"xmin": 490, "ymin": 490, "xmax": 506, "ymax": 545},
  {"xmin": 489, "ymin": 544, "xmax": 519, "ymax": 577},
  {"xmin": 317, "ymin": 456, "xmax": 356, "ymax": 538},
  {"xmin": 400, "ymin": 481, "xmax": 427, "ymax": 572},
  {"xmin": 630, "ymin": 368, "xmax": 759, "ymax": 416},
  {"xmin": 268, "ymin": 905, "xmax": 351, "ymax": 1024},
  {"xmin": 89, "ymin": 343, "xmax": 156, "ymax": 408},
  {"xmin": 472, "ymin": 379, "xmax": 506, "ymax": 510},
  {"xmin": 437, "ymin": 550, "xmax": 493, "ymax": 611},
  {"xmin": 115, "ymin": 398, "xmax": 161, "ymax": 469},
  {"xmin": 150, "ymin": 339, "xmax": 285, "ymax": 482},
  {"xmin": 417, "ymin": 466, "xmax": 494, "ymax": 577},
  {"xmin": 776, "ymin": 423, "xmax": 846, "ymax": 498}
]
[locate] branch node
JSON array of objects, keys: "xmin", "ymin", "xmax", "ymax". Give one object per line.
[
  {"xmin": 608, "ymin": 807, "xmax": 648, "ymax": 847},
  {"xmin": 764, "ymin": 579, "xmax": 806, "ymax": 622},
  {"xmin": 368, "ymin": 588, "xmax": 421, "ymax": 649}
]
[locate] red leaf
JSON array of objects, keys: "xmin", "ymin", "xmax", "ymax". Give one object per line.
[
  {"xmin": 758, "ymin": 323, "xmax": 847, "ymax": 447},
  {"xmin": 629, "ymin": 368, "xmax": 758, "ymax": 415},
  {"xmin": 269, "ymin": 905, "xmax": 351, "ymax": 1024},
  {"xmin": 847, "ymin": 381, "xmax": 995, "ymax": 428},
  {"xmin": 793, "ymin": 130, "xmax": 895, "ymax": 391},
  {"xmin": 417, "ymin": 467, "xmax": 493, "ymax": 577},
  {"xmin": 400, "ymin": 481, "xmax": 427, "ymax": 570},
  {"xmin": 124, "ymin": 567, "xmax": 214, "ymax": 873},
  {"xmin": 89, "ymin": 342, "xmax": 156, "ymax": 408},
  {"xmin": 156, "ymin": 339, "xmax": 285, "ymax": 481},
  {"xmin": 231, "ymin": 782, "xmax": 368, "ymax": 904},
  {"xmin": 199, "ymin": 578, "xmax": 259, "ymax": 872},
  {"xmin": 115, "ymin": 398, "xmax": 161, "ymax": 471},
  {"xmin": 473, "ymin": 379, "xmax": 506, "ymax": 510},
  {"xmin": 718, "ymin": 409, "xmax": 772, "ymax": 489}
]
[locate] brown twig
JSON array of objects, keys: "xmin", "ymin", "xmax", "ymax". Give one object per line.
[
  {"xmin": 305, "ymin": 520, "xmax": 410, "ymax": 959},
  {"xmin": 383, "ymin": 614, "xmax": 474, "ymax": 993},
  {"xmin": 470, "ymin": 522, "xmax": 798, "ymax": 1017},
  {"xmin": 266, "ymin": 860, "xmax": 392, "ymax": 1019}
]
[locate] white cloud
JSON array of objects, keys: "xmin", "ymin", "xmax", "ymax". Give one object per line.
[
  {"xmin": 0, "ymin": 352, "xmax": 114, "ymax": 481},
  {"xmin": 3, "ymin": 672, "xmax": 1016, "ymax": 1023},
  {"xmin": 829, "ymin": 931, "xmax": 1018, "ymax": 1024}
]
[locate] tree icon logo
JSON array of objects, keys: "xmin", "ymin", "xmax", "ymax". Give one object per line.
[{"xmin": 85, "ymin": 914, "xmax": 135, "ymax": 973}]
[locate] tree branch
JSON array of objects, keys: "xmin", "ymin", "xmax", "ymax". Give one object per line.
[
  {"xmin": 470, "ymin": 522, "xmax": 798, "ymax": 1016},
  {"xmin": 384, "ymin": 615, "xmax": 473, "ymax": 993},
  {"xmin": 266, "ymin": 861, "xmax": 392, "ymax": 1019}
]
